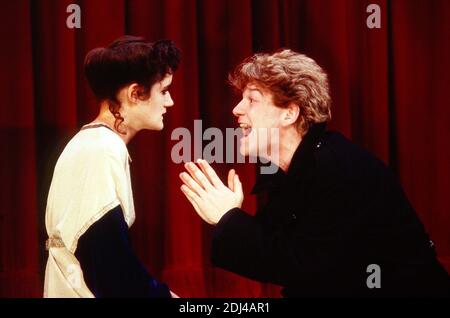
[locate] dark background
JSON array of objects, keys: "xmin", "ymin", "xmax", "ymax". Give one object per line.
[{"xmin": 0, "ymin": 0, "xmax": 449, "ymax": 297}]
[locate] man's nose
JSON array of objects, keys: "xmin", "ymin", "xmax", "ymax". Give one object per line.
[{"xmin": 232, "ymin": 100, "xmax": 246, "ymax": 117}]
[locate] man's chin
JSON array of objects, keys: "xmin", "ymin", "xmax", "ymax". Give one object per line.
[
  {"xmin": 239, "ymin": 149, "xmax": 248, "ymax": 157},
  {"xmin": 239, "ymin": 145, "xmax": 253, "ymax": 158}
]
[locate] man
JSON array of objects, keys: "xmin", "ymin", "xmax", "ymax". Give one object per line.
[{"xmin": 179, "ymin": 49, "xmax": 450, "ymax": 297}]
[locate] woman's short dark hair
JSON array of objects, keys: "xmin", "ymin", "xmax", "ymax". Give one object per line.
[{"xmin": 84, "ymin": 35, "xmax": 181, "ymax": 131}]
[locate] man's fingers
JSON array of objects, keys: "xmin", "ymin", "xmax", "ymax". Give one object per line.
[
  {"xmin": 180, "ymin": 185, "xmax": 210, "ymax": 223},
  {"xmin": 197, "ymin": 159, "xmax": 224, "ymax": 189},
  {"xmin": 228, "ymin": 169, "xmax": 235, "ymax": 191},
  {"xmin": 180, "ymin": 185, "xmax": 200, "ymax": 210},
  {"xmin": 185, "ymin": 162, "xmax": 214, "ymax": 191},
  {"xmin": 179, "ymin": 172, "xmax": 207, "ymax": 197},
  {"xmin": 184, "ymin": 162, "xmax": 203, "ymax": 187}
]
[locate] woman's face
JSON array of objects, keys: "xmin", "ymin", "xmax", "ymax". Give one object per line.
[{"xmin": 123, "ymin": 73, "xmax": 174, "ymax": 132}]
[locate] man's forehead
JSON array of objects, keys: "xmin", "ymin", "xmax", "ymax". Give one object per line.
[{"xmin": 244, "ymin": 84, "xmax": 264, "ymax": 94}]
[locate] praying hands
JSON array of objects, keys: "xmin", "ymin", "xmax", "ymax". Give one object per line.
[{"xmin": 179, "ymin": 159, "xmax": 244, "ymax": 225}]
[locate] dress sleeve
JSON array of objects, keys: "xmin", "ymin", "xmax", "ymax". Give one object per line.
[{"xmin": 75, "ymin": 205, "xmax": 171, "ymax": 298}]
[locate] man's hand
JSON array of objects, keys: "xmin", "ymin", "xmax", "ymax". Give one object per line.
[
  {"xmin": 170, "ymin": 290, "xmax": 180, "ymax": 298},
  {"xmin": 179, "ymin": 159, "xmax": 244, "ymax": 225}
]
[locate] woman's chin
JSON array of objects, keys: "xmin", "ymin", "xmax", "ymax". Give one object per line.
[{"xmin": 147, "ymin": 119, "xmax": 164, "ymax": 131}]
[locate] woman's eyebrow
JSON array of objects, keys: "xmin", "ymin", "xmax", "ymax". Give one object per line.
[{"xmin": 161, "ymin": 83, "xmax": 172, "ymax": 90}]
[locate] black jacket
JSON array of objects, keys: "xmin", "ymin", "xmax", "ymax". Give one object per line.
[{"xmin": 212, "ymin": 123, "xmax": 450, "ymax": 297}]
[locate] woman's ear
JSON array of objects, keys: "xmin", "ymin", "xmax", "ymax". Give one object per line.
[
  {"xmin": 282, "ymin": 103, "xmax": 300, "ymax": 127},
  {"xmin": 127, "ymin": 83, "xmax": 140, "ymax": 103}
]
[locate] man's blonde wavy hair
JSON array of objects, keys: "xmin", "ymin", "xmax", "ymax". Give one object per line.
[{"xmin": 229, "ymin": 49, "xmax": 331, "ymax": 134}]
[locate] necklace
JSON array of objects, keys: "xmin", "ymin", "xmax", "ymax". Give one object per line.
[
  {"xmin": 80, "ymin": 121, "xmax": 132, "ymax": 163},
  {"xmin": 81, "ymin": 121, "xmax": 114, "ymax": 132}
]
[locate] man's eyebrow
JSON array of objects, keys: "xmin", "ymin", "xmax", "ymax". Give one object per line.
[
  {"xmin": 247, "ymin": 88, "xmax": 263, "ymax": 96},
  {"xmin": 161, "ymin": 83, "xmax": 172, "ymax": 90}
]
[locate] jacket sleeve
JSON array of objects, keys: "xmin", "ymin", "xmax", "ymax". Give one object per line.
[
  {"xmin": 211, "ymin": 165, "xmax": 365, "ymax": 287},
  {"xmin": 211, "ymin": 207, "xmax": 304, "ymax": 286},
  {"xmin": 75, "ymin": 205, "xmax": 171, "ymax": 298}
]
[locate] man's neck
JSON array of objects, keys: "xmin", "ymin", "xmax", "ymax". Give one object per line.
[{"xmin": 276, "ymin": 128, "xmax": 303, "ymax": 172}]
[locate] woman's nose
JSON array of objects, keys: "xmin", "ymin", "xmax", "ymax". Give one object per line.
[{"xmin": 165, "ymin": 92, "xmax": 174, "ymax": 107}]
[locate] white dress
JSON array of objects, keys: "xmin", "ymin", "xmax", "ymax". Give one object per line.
[{"xmin": 43, "ymin": 124, "xmax": 135, "ymax": 298}]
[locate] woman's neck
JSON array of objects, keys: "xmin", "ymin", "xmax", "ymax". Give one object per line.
[{"xmin": 92, "ymin": 104, "xmax": 135, "ymax": 145}]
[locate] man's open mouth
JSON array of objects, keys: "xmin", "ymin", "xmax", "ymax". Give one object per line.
[{"xmin": 239, "ymin": 123, "xmax": 252, "ymax": 137}]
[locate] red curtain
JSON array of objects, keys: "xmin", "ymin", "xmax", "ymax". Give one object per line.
[{"xmin": 0, "ymin": 0, "xmax": 449, "ymax": 297}]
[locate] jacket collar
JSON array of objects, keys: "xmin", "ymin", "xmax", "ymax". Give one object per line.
[{"xmin": 251, "ymin": 122, "xmax": 328, "ymax": 194}]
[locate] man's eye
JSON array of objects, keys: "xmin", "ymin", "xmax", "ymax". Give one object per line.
[{"xmin": 162, "ymin": 90, "xmax": 168, "ymax": 95}]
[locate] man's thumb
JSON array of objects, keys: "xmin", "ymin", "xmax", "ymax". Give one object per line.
[{"xmin": 234, "ymin": 174, "xmax": 243, "ymax": 194}]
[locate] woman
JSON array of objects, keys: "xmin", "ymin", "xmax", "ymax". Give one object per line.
[{"xmin": 44, "ymin": 36, "xmax": 180, "ymax": 298}]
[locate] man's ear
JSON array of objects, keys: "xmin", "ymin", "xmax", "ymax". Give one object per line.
[
  {"xmin": 282, "ymin": 103, "xmax": 300, "ymax": 127},
  {"xmin": 127, "ymin": 83, "xmax": 140, "ymax": 103}
]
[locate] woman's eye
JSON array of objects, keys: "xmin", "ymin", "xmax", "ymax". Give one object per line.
[{"xmin": 162, "ymin": 90, "xmax": 168, "ymax": 95}]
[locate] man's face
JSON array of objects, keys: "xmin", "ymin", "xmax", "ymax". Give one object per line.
[
  {"xmin": 124, "ymin": 73, "xmax": 174, "ymax": 132},
  {"xmin": 232, "ymin": 84, "xmax": 284, "ymax": 159}
]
